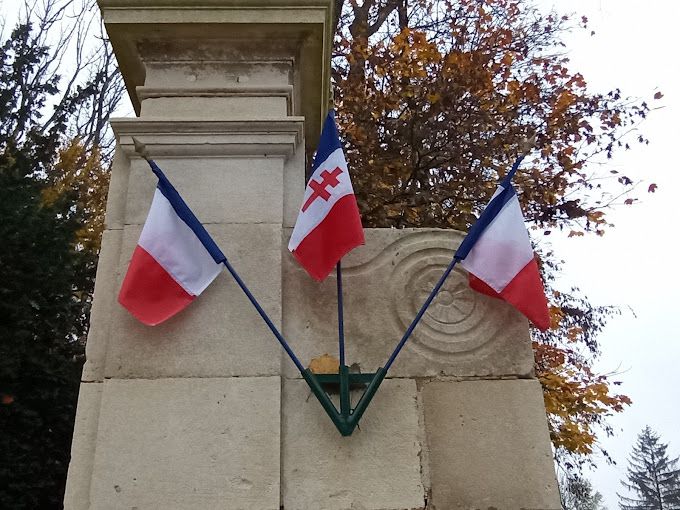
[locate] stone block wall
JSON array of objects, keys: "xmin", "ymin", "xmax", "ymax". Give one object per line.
[
  {"xmin": 279, "ymin": 229, "xmax": 560, "ymax": 510},
  {"xmin": 68, "ymin": 223, "xmax": 561, "ymax": 509}
]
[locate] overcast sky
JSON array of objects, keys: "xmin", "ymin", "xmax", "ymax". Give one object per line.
[{"xmin": 539, "ymin": 1, "xmax": 680, "ymax": 507}]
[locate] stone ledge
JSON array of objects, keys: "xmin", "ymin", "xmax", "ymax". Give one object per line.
[
  {"xmin": 138, "ymin": 85, "xmax": 294, "ymax": 101},
  {"xmin": 112, "ymin": 117, "xmax": 304, "ymax": 158}
]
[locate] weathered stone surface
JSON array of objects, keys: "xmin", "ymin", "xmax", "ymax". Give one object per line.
[
  {"xmin": 141, "ymin": 61, "xmax": 294, "ymax": 90},
  {"xmin": 140, "ymin": 96, "xmax": 289, "ymax": 119},
  {"xmin": 65, "ymin": 2, "xmax": 562, "ymax": 508},
  {"xmin": 282, "ymin": 378, "xmax": 425, "ymax": 510},
  {"xmin": 283, "ymin": 228, "xmax": 534, "ymax": 378},
  {"xmin": 422, "ymin": 379, "xmax": 560, "ymax": 510},
  {"xmin": 98, "ymin": 0, "xmax": 334, "ymax": 152},
  {"xmin": 63, "ymin": 383, "xmax": 103, "ymax": 510},
  {"xmin": 124, "ymin": 157, "xmax": 286, "ymax": 225},
  {"xmin": 104, "ymin": 224, "xmax": 283, "ymax": 378},
  {"xmin": 89, "ymin": 377, "xmax": 281, "ymax": 510},
  {"xmin": 103, "ymin": 147, "xmax": 129, "ymax": 230},
  {"xmin": 283, "ymin": 143, "xmax": 305, "ymax": 228},
  {"xmin": 81, "ymin": 229, "xmax": 123, "ymax": 382}
]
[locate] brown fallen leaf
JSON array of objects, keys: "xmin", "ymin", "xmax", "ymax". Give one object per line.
[{"xmin": 308, "ymin": 354, "xmax": 340, "ymax": 374}]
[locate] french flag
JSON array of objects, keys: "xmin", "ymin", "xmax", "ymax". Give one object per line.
[
  {"xmin": 455, "ymin": 158, "xmax": 550, "ymax": 331},
  {"xmin": 118, "ymin": 160, "xmax": 226, "ymax": 326},
  {"xmin": 288, "ymin": 110, "xmax": 364, "ymax": 280}
]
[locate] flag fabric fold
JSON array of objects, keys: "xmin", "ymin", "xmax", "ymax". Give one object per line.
[
  {"xmin": 455, "ymin": 158, "xmax": 550, "ymax": 331},
  {"xmin": 118, "ymin": 161, "xmax": 226, "ymax": 326},
  {"xmin": 288, "ymin": 110, "xmax": 364, "ymax": 281}
]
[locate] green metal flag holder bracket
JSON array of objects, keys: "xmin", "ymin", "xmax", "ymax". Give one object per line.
[
  {"xmin": 302, "ymin": 366, "xmax": 387, "ymax": 436},
  {"xmin": 297, "ymin": 254, "xmax": 460, "ymax": 436},
  {"xmin": 214, "ymin": 242, "xmax": 459, "ymax": 437}
]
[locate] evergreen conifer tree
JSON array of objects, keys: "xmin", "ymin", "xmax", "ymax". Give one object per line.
[
  {"xmin": 560, "ymin": 473, "xmax": 606, "ymax": 510},
  {"xmin": 619, "ymin": 426, "xmax": 680, "ymax": 510}
]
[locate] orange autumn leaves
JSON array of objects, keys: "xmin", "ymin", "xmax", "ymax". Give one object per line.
[
  {"xmin": 334, "ymin": 0, "xmax": 653, "ymax": 235},
  {"xmin": 42, "ymin": 139, "xmax": 109, "ymax": 253},
  {"xmin": 535, "ymin": 339, "xmax": 631, "ymax": 455}
]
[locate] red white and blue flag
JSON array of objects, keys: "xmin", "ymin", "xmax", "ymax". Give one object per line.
[
  {"xmin": 118, "ymin": 161, "xmax": 226, "ymax": 325},
  {"xmin": 455, "ymin": 159, "xmax": 550, "ymax": 331},
  {"xmin": 288, "ymin": 110, "xmax": 364, "ymax": 280}
]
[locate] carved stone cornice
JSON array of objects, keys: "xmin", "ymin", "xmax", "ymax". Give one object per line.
[
  {"xmin": 111, "ymin": 117, "xmax": 305, "ymax": 158},
  {"xmin": 98, "ymin": 0, "xmax": 333, "ymax": 149}
]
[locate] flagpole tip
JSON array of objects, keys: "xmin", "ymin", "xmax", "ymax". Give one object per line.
[{"xmin": 132, "ymin": 137, "xmax": 150, "ymax": 161}]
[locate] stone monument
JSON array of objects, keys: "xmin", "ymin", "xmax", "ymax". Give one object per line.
[{"xmin": 64, "ymin": 1, "xmax": 561, "ymax": 508}]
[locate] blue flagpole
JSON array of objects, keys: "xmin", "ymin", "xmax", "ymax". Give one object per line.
[
  {"xmin": 221, "ymin": 259, "xmax": 306, "ymax": 374},
  {"xmin": 336, "ymin": 261, "xmax": 345, "ymax": 367},
  {"xmin": 384, "ymin": 256, "xmax": 460, "ymax": 371},
  {"xmin": 337, "ymin": 260, "xmax": 351, "ymax": 419},
  {"xmin": 383, "ymin": 153, "xmax": 528, "ymax": 372}
]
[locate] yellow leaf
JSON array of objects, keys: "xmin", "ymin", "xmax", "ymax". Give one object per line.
[{"xmin": 308, "ymin": 354, "xmax": 340, "ymax": 374}]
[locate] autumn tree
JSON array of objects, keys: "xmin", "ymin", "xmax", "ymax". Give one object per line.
[
  {"xmin": 618, "ymin": 427, "xmax": 680, "ymax": 510},
  {"xmin": 0, "ymin": 1, "xmax": 123, "ymax": 507},
  {"xmin": 331, "ymin": 0, "xmax": 652, "ymax": 465}
]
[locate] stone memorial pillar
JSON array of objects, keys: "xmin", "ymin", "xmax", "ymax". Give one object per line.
[{"xmin": 65, "ymin": 1, "xmax": 561, "ymax": 508}]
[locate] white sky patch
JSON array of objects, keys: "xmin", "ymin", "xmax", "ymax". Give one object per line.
[{"xmin": 538, "ymin": 1, "xmax": 680, "ymax": 507}]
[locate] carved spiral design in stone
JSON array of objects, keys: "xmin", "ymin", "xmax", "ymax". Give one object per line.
[{"xmin": 390, "ymin": 245, "xmax": 504, "ymax": 359}]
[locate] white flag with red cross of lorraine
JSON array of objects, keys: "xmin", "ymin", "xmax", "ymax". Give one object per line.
[{"xmin": 288, "ymin": 110, "xmax": 365, "ymax": 281}]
